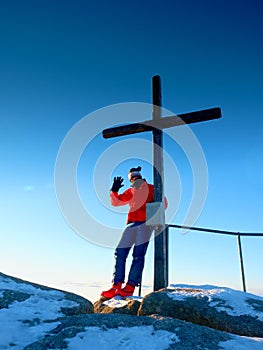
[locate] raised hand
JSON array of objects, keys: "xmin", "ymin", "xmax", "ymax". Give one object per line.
[{"xmin": 111, "ymin": 176, "xmax": 124, "ymax": 192}]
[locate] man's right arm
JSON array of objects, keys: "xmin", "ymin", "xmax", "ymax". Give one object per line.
[{"xmin": 110, "ymin": 190, "xmax": 133, "ymax": 206}]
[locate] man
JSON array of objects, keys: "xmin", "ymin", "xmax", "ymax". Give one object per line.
[{"xmin": 101, "ymin": 166, "xmax": 168, "ymax": 299}]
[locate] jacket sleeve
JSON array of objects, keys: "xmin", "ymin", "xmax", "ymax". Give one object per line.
[{"xmin": 110, "ymin": 189, "xmax": 133, "ymax": 207}]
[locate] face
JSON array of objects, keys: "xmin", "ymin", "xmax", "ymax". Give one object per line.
[{"xmin": 130, "ymin": 175, "xmax": 140, "ymax": 183}]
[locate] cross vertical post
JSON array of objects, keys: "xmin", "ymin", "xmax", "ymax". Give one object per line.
[{"xmin": 152, "ymin": 75, "xmax": 168, "ymax": 291}]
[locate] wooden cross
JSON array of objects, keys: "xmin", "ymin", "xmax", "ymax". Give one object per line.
[{"xmin": 102, "ymin": 75, "xmax": 221, "ymax": 291}]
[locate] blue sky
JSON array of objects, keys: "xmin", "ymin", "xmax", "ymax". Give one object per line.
[{"xmin": 1, "ymin": 0, "xmax": 263, "ymax": 300}]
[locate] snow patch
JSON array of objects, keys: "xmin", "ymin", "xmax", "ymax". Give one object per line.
[
  {"xmin": 0, "ymin": 274, "xmax": 78, "ymax": 349},
  {"xmin": 103, "ymin": 295, "xmax": 143, "ymax": 308},
  {"xmin": 63, "ymin": 325, "xmax": 179, "ymax": 350},
  {"xmin": 220, "ymin": 335, "xmax": 263, "ymax": 350},
  {"xmin": 168, "ymin": 284, "xmax": 263, "ymax": 320}
]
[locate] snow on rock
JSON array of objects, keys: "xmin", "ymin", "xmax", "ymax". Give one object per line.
[
  {"xmin": 138, "ymin": 284, "xmax": 263, "ymax": 337},
  {"xmin": 26, "ymin": 313, "xmax": 232, "ymax": 350},
  {"xmin": 102, "ymin": 295, "xmax": 143, "ymax": 308},
  {"xmin": 0, "ymin": 272, "xmax": 93, "ymax": 349},
  {"xmin": 168, "ymin": 284, "xmax": 263, "ymax": 321},
  {"xmin": 64, "ymin": 325, "xmax": 180, "ymax": 350},
  {"xmin": 1, "ymin": 272, "xmax": 263, "ymax": 350},
  {"xmin": 94, "ymin": 295, "xmax": 142, "ymax": 315},
  {"xmin": 220, "ymin": 335, "xmax": 263, "ymax": 350}
]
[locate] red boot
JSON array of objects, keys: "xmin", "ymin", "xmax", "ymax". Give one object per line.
[
  {"xmin": 116, "ymin": 283, "xmax": 135, "ymax": 297},
  {"xmin": 101, "ymin": 282, "xmax": 122, "ymax": 299}
]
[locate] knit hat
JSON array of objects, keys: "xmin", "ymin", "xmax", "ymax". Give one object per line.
[{"xmin": 128, "ymin": 166, "xmax": 142, "ymax": 181}]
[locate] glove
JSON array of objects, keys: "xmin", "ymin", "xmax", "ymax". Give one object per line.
[{"xmin": 111, "ymin": 176, "xmax": 124, "ymax": 192}]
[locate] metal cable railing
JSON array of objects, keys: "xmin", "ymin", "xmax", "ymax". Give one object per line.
[
  {"xmin": 168, "ymin": 224, "xmax": 263, "ymax": 236},
  {"xmin": 168, "ymin": 224, "xmax": 263, "ymax": 293}
]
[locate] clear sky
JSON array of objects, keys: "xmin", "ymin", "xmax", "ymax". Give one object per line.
[{"xmin": 1, "ymin": 0, "xmax": 263, "ymax": 301}]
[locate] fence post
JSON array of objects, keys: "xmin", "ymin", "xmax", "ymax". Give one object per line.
[
  {"xmin": 237, "ymin": 234, "xmax": 247, "ymax": 292},
  {"xmin": 165, "ymin": 225, "xmax": 169, "ymax": 286},
  {"xmin": 138, "ymin": 282, "xmax": 142, "ymax": 297}
]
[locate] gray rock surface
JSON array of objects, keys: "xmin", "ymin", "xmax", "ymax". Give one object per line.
[
  {"xmin": 0, "ymin": 271, "xmax": 94, "ymax": 315},
  {"xmin": 138, "ymin": 287, "xmax": 263, "ymax": 337},
  {"xmin": 94, "ymin": 297, "xmax": 141, "ymax": 315},
  {"xmin": 24, "ymin": 313, "xmax": 231, "ymax": 350},
  {"xmin": 1, "ymin": 272, "xmax": 262, "ymax": 349}
]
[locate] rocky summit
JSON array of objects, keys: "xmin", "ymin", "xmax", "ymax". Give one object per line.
[{"xmin": 1, "ymin": 272, "xmax": 263, "ymax": 350}]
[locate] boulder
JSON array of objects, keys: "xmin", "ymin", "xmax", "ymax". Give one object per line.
[
  {"xmin": 138, "ymin": 286, "xmax": 263, "ymax": 337},
  {"xmin": 24, "ymin": 313, "xmax": 231, "ymax": 350},
  {"xmin": 94, "ymin": 296, "xmax": 141, "ymax": 315},
  {"xmin": 0, "ymin": 272, "xmax": 93, "ymax": 315}
]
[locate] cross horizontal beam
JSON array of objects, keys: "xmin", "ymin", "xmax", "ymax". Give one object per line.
[{"xmin": 102, "ymin": 107, "xmax": 221, "ymax": 139}]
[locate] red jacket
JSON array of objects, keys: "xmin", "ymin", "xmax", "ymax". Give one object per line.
[{"xmin": 110, "ymin": 180, "xmax": 168, "ymax": 224}]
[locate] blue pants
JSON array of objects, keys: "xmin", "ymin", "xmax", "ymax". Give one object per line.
[{"xmin": 113, "ymin": 222, "xmax": 153, "ymax": 286}]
